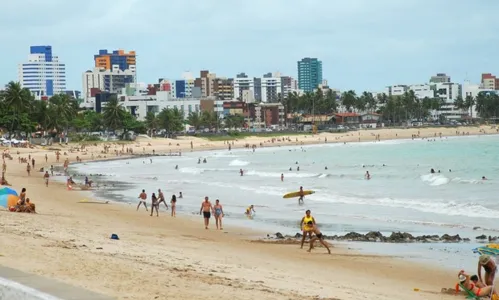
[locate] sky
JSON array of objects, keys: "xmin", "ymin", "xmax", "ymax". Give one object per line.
[{"xmin": 1, "ymin": 0, "xmax": 499, "ymax": 93}]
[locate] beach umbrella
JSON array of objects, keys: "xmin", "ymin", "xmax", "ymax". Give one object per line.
[
  {"xmin": 0, "ymin": 194, "xmax": 19, "ymax": 208},
  {"xmin": 0, "ymin": 187, "xmax": 18, "ymax": 196},
  {"xmin": 473, "ymin": 244, "xmax": 499, "ymax": 256}
]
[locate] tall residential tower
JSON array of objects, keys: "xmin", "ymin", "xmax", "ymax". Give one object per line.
[
  {"xmin": 18, "ymin": 45, "xmax": 66, "ymax": 99},
  {"xmin": 297, "ymin": 57, "xmax": 322, "ymax": 92}
]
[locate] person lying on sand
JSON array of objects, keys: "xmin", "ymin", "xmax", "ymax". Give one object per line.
[
  {"xmin": 306, "ymin": 221, "xmax": 331, "ymax": 254},
  {"xmin": 478, "ymin": 254, "xmax": 497, "ymax": 286},
  {"xmin": 458, "ymin": 270, "xmax": 497, "ymax": 297},
  {"xmin": 1, "ymin": 173, "xmax": 11, "ymax": 186}
]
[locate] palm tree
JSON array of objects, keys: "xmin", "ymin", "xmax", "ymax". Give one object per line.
[
  {"xmin": 102, "ymin": 95, "xmax": 126, "ymax": 131},
  {"xmin": 453, "ymin": 95, "xmax": 466, "ymax": 118},
  {"xmin": 464, "ymin": 95, "xmax": 475, "ymax": 119},
  {"xmin": 49, "ymin": 94, "xmax": 77, "ymax": 132},
  {"xmin": 2, "ymin": 81, "xmax": 33, "ymax": 134},
  {"xmin": 144, "ymin": 111, "xmax": 158, "ymax": 136},
  {"xmin": 187, "ymin": 112, "xmax": 202, "ymax": 130},
  {"xmin": 341, "ymin": 90, "xmax": 357, "ymax": 112}
]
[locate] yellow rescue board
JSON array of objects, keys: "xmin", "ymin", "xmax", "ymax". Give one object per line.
[{"xmin": 283, "ymin": 190, "xmax": 315, "ymax": 199}]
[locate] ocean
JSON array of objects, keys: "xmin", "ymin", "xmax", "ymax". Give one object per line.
[{"xmin": 69, "ymin": 134, "xmax": 499, "ymax": 272}]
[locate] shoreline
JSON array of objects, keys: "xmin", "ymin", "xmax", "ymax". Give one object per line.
[{"xmin": 0, "ymin": 126, "xmax": 494, "ymax": 299}]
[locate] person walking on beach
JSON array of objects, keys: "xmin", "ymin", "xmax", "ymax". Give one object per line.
[
  {"xmin": 26, "ymin": 163, "xmax": 31, "ymax": 176},
  {"xmin": 214, "ymin": 199, "xmax": 224, "ymax": 230},
  {"xmin": 300, "ymin": 210, "xmax": 316, "ymax": 249},
  {"xmin": 281, "ymin": 173, "xmax": 284, "ymax": 182},
  {"xmin": 478, "ymin": 254, "xmax": 497, "ymax": 286},
  {"xmin": 199, "ymin": 196, "xmax": 213, "ymax": 229},
  {"xmin": 43, "ymin": 171, "xmax": 50, "ymax": 187},
  {"xmin": 170, "ymin": 194, "xmax": 177, "ymax": 217},
  {"xmin": 306, "ymin": 221, "xmax": 331, "ymax": 254},
  {"xmin": 45, "ymin": 154, "xmax": 48, "ymax": 163},
  {"xmin": 150, "ymin": 192, "xmax": 159, "ymax": 217},
  {"xmin": 137, "ymin": 189, "xmax": 148, "ymax": 211},
  {"xmin": 50, "ymin": 165, "xmax": 54, "ymax": 176},
  {"xmin": 157, "ymin": 189, "xmax": 168, "ymax": 210}
]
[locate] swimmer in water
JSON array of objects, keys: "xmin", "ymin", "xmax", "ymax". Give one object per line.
[
  {"xmin": 240, "ymin": 169, "xmax": 244, "ymax": 176},
  {"xmin": 281, "ymin": 173, "xmax": 284, "ymax": 182},
  {"xmin": 175, "ymin": 165, "xmax": 178, "ymax": 170},
  {"xmin": 431, "ymin": 168, "xmax": 435, "ymax": 174},
  {"xmin": 179, "ymin": 192, "xmax": 183, "ymax": 198},
  {"xmin": 245, "ymin": 205, "xmax": 255, "ymax": 217},
  {"xmin": 365, "ymin": 171, "xmax": 371, "ymax": 180},
  {"xmin": 482, "ymin": 176, "xmax": 487, "ymax": 180}
]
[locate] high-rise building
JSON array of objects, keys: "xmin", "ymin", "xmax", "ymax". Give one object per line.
[
  {"xmin": 94, "ymin": 49, "xmax": 136, "ymax": 71},
  {"xmin": 429, "ymin": 73, "xmax": 451, "ymax": 84},
  {"xmin": 213, "ymin": 78, "xmax": 234, "ymax": 100},
  {"xmin": 260, "ymin": 76, "xmax": 282, "ymax": 103},
  {"xmin": 82, "ymin": 66, "xmax": 136, "ymax": 100},
  {"xmin": 234, "ymin": 73, "xmax": 255, "ymax": 103},
  {"xmin": 481, "ymin": 73, "xmax": 499, "ymax": 90},
  {"xmin": 297, "ymin": 57, "xmax": 322, "ymax": 92},
  {"xmin": 18, "ymin": 45, "xmax": 66, "ymax": 99},
  {"xmin": 194, "ymin": 70, "xmax": 216, "ymax": 97}
]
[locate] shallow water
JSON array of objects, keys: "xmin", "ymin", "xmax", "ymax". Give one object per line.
[
  {"xmin": 70, "ymin": 134, "xmax": 499, "ymax": 271},
  {"xmin": 0, "ymin": 277, "xmax": 60, "ymax": 300}
]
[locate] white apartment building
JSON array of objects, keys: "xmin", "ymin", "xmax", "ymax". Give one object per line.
[
  {"xmin": 82, "ymin": 65, "xmax": 136, "ymax": 101},
  {"xmin": 18, "ymin": 45, "xmax": 66, "ymax": 99},
  {"xmin": 233, "ymin": 77, "xmax": 255, "ymax": 102},
  {"xmin": 260, "ymin": 77, "xmax": 282, "ymax": 103}
]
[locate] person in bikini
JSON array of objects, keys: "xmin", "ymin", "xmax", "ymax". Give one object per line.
[
  {"xmin": 459, "ymin": 270, "xmax": 497, "ymax": 297},
  {"xmin": 213, "ymin": 199, "xmax": 224, "ymax": 230},
  {"xmin": 478, "ymin": 254, "xmax": 497, "ymax": 286},
  {"xmin": 43, "ymin": 171, "xmax": 50, "ymax": 187},
  {"xmin": 199, "ymin": 196, "xmax": 213, "ymax": 229},
  {"xmin": 170, "ymin": 194, "xmax": 177, "ymax": 217},
  {"xmin": 300, "ymin": 210, "xmax": 316, "ymax": 249},
  {"xmin": 306, "ymin": 221, "xmax": 331, "ymax": 254},
  {"xmin": 157, "ymin": 189, "xmax": 168, "ymax": 210},
  {"xmin": 137, "ymin": 189, "xmax": 148, "ymax": 211},
  {"xmin": 150, "ymin": 192, "xmax": 159, "ymax": 217}
]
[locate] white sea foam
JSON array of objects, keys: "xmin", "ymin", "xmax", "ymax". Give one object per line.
[
  {"xmin": 229, "ymin": 159, "xmax": 250, "ymax": 166},
  {"xmin": 179, "ymin": 167, "xmax": 203, "ymax": 175},
  {"xmin": 420, "ymin": 174, "xmax": 450, "ymax": 186},
  {"xmin": 310, "ymin": 193, "xmax": 499, "ymax": 219},
  {"xmin": 246, "ymin": 170, "xmax": 318, "ymax": 178},
  {"xmin": 0, "ymin": 276, "xmax": 60, "ymax": 300}
]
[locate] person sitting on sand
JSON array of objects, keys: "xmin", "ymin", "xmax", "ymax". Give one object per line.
[
  {"xmin": 306, "ymin": 221, "xmax": 331, "ymax": 254},
  {"xmin": 458, "ymin": 270, "xmax": 497, "ymax": 297},
  {"xmin": 478, "ymin": 255, "xmax": 497, "ymax": 286},
  {"xmin": 24, "ymin": 198, "xmax": 36, "ymax": 213}
]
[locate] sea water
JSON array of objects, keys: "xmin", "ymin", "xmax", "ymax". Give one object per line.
[
  {"xmin": 0, "ymin": 276, "xmax": 61, "ymax": 300},
  {"xmin": 69, "ymin": 134, "xmax": 499, "ymax": 271}
]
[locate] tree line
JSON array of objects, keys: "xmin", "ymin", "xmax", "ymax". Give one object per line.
[{"xmin": 281, "ymin": 88, "xmax": 499, "ymax": 124}]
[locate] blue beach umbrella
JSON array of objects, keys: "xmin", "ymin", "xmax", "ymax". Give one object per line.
[{"xmin": 0, "ymin": 187, "xmax": 17, "ymax": 196}]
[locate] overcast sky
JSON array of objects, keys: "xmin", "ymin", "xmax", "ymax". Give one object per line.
[{"xmin": 1, "ymin": 0, "xmax": 498, "ymax": 92}]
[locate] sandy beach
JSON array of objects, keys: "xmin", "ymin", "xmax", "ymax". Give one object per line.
[{"xmin": 0, "ymin": 126, "xmax": 495, "ymax": 300}]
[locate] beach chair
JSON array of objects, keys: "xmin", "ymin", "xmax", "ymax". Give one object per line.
[{"xmin": 456, "ymin": 282, "xmax": 491, "ymax": 300}]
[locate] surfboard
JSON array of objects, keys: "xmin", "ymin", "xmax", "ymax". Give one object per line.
[{"xmin": 283, "ymin": 190, "xmax": 315, "ymax": 199}]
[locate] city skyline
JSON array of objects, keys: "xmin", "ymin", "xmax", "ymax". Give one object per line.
[{"xmin": 1, "ymin": 0, "xmax": 499, "ymax": 92}]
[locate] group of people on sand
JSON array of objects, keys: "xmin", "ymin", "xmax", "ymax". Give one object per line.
[
  {"xmin": 457, "ymin": 254, "xmax": 498, "ymax": 298},
  {"xmin": 137, "ymin": 189, "xmax": 182, "ymax": 217},
  {"xmin": 299, "ymin": 209, "xmax": 331, "ymax": 254},
  {"xmin": 9, "ymin": 188, "xmax": 36, "ymax": 213}
]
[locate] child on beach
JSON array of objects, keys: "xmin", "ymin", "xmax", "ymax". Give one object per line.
[{"xmin": 306, "ymin": 221, "xmax": 331, "ymax": 254}]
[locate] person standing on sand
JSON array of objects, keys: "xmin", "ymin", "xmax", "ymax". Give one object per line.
[
  {"xmin": 31, "ymin": 158, "xmax": 35, "ymax": 168},
  {"xmin": 199, "ymin": 196, "xmax": 213, "ymax": 229},
  {"xmin": 43, "ymin": 171, "xmax": 50, "ymax": 187},
  {"xmin": 281, "ymin": 173, "xmax": 284, "ymax": 182},
  {"xmin": 170, "ymin": 195, "xmax": 177, "ymax": 217},
  {"xmin": 150, "ymin": 193, "xmax": 159, "ymax": 217},
  {"xmin": 306, "ymin": 221, "xmax": 331, "ymax": 254},
  {"xmin": 213, "ymin": 199, "xmax": 224, "ymax": 230},
  {"xmin": 45, "ymin": 154, "xmax": 48, "ymax": 163},
  {"xmin": 157, "ymin": 189, "xmax": 168, "ymax": 210},
  {"xmin": 478, "ymin": 254, "xmax": 497, "ymax": 286},
  {"xmin": 26, "ymin": 163, "xmax": 31, "ymax": 176},
  {"xmin": 2, "ymin": 160, "xmax": 6, "ymax": 173},
  {"xmin": 300, "ymin": 210, "xmax": 316, "ymax": 249},
  {"xmin": 137, "ymin": 189, "xmax": 148, "ymax": 211}
]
